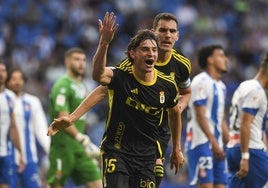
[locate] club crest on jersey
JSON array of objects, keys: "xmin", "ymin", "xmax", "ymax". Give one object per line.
[
  {"xmin": 170, "ymin": 72, "xmax": 175, "ymax": 80},
  {"xmin": 160, "ymin": 91, "xmax": 165, "ymax": 104},
  {"xmin": 130, "ymin": 88, "xmax": 138, "ymax": 94}
]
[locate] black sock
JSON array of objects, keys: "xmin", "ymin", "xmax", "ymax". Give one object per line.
[{"xmin": 155, "ymin": 176, "xmax": 163, "ymax": 188}]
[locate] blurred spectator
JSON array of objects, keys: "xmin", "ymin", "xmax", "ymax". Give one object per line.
[{"xmin": 6, "ymin": 67, "xmax": 50, "ymax": 188}]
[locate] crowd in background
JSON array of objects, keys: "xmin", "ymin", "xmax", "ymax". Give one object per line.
[{"xmin": 1, "ymin": 0, "xmax": 268, "ymax": 187}]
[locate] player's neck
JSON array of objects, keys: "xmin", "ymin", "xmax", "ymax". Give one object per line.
[
  {"xmin": 0, "ymin": 84, "xmax": 5, "ymax": 92},
  {"xmin": 67, "ymin": 71, "xmax": 82, "ymax": 83},
  {"xmin": 15, "ymin": 91, "xmax": 23, "ymax": 97},
  {"xmin": 157, "ymin": 50, "xmax": 171, "ymax": 63},
  {"xmin": 133, "ymin": 66, "xmax": 155, "ymax": 82},
  {"xmin": 206, "ymin": 68, "xmax": 222, "ymax": 81},
  {"xmin": 255, "ymin": 72, "xmax": 268, "ymax": 89}
]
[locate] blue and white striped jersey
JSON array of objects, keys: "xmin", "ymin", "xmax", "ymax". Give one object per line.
[
  {"xmin": 186, "ymin": 72, "xmax": 226, "ymax": 151},
  {"xmin": 0, "ymin": 88, "xmax": 15, "ymax": 156},
  {"xmin": 227, "ymin": 79, "xmax": 267, "ymax": 150},
  {"xmin": 13, "ymin": 93, "xmax": 50, "ymax": 164}
]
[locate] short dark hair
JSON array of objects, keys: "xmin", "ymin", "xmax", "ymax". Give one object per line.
[
  {"xmin": 65, "ymin": 47, "xmax": 85, "ymax": 60},
  {"xmin": 197, "ymin": 44, "xmax": 223, "ymax": 69},
  {"xmin": 125, "ymin": 29, "xmax": 159, "ymax": 61},
  {"xmin": 153, "ymin": 13, "xmax": 178, "ymax": 30},
  {"xmin": 6, "ymin": 67, "xmax": 27, "ymax": 84}
]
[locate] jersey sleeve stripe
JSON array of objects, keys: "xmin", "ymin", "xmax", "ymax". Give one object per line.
[
  {"xmin": 157, "ymin": 70, "xmax": 178, "ymax": 91},
  {"xmin": 172, "ymin": 49, "xmax": 192, "ymax": 73}
]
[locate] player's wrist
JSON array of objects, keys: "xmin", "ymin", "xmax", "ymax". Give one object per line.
[
  {"xmin": 241, "ymin": 152, "xmax": 250, "ymax": 160},
  {"xmin": 68, "ymin": 114, "xmax": 76, "ymax": 123}
]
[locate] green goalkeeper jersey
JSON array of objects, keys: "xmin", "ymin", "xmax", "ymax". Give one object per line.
[{"xmin": 49, "ymin": 74, "xmax": 88, "ymax": 150}]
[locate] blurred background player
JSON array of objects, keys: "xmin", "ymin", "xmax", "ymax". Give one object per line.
[
  {"xmin": 0, "ymin": 62, "xmax": 24, "ymax": 188},
  {"xmin": 226, "ymin": 52, "xmax": 268, "ymax": 188},
  {"xmin": 47, "ymin": 47, "xmax": 102, "ymax": 188},
  {"xmin": 6, "ymin": 67, "xmax": 50, "ymax": 188},
  {"xmin": 185, "ymin": 44, "xmax": 229, "ymax": 188}
]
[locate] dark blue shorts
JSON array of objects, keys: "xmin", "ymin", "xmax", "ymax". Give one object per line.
[{"xmin": 226, "ymin": 147, "xmax": 268, "ymax": 188}]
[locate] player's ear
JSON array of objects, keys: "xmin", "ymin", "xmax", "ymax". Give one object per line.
[
  {"xmin": 176, "ymin": 31, "xmax": 179, "ymax": 42},
  {"xmin": 129, "ymin": 50, "xmax": 135, "ymax": 59},
  {"xmin": 207, "ymin": 55, "xmax": 214, "ymax": 66}
]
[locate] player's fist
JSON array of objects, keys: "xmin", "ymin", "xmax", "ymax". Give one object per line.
[{"xmin": 75, "ymin": 133, "xmax": 90, "ymax": 147}]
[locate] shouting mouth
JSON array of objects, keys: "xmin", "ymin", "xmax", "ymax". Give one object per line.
[{"xmin": 145, "ymin": 59, "xmax": 154, "ymax": 65}]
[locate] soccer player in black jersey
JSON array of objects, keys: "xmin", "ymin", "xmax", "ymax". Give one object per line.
[
  {"xmin": 48, "ymin": 12, "xmax": 183, "ymax": 188},
  {"xmin": 151, "ymin": 13, "xmax": 191, "ymax": 187},
  {"xmin": 48, "ymin": 12, "xmax": 189, "ymax": 187},
  {"xmin": 93, "ymin": 13, "xmax": 192, "ymax": 187},
  {"xmin": 92, "ymin": 12, "xmax": 181, "ymax": 188}
]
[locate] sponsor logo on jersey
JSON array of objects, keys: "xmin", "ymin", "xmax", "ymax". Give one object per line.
[
  {"xmin": 140, "ymin": 178, "xmax": 155, "ymax": 188},
  {"xmin": 126, "ymin": 97, "xmax": 162, "ymax": 116}
]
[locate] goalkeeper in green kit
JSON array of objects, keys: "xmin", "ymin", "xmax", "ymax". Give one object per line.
[{"xmin": 47, "ymin": 47, "xmax": 102, "ymax": 188}]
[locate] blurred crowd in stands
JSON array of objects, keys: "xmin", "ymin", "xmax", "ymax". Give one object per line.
[{"xmin": 1, "ymin": 0, "xmax": 268, "ymax": 187}]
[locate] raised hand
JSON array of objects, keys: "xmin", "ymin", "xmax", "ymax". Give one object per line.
[{"xmin": 98, "ymin": 12, "xmax": 119, "ymax": 45}]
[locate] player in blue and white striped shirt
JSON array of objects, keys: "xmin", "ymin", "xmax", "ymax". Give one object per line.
[
  {"xmin": 226, "ymin": 53, "xmax": 268, "ymax": 188},
  {"xmin": 6, "ymin": 68, "xmax": 50, "ymax": 188},
  {"xmin": 185, "ymin": 45, "xmax": 229, "ymax": 188},
  {"xmin": 0, "ymin": 62, "xmax": 24, "ymax": 187}
]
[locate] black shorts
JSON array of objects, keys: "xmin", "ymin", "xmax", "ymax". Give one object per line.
[
  {"xmin": 102, "ymin": 152, "xmax": 156, "ymax": 188},
  {"xmin": 156, "ymin": 128, "xmax": 170, "ymax": 159}
]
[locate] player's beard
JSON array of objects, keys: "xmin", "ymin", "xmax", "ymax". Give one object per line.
[{"xmin": 72, "ymin": 68, "xmax": 85, "ymax": 78}]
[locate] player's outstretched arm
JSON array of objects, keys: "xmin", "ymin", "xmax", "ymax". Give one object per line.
[
  {"xmin": 47, "ymin": 85, "xmax": 108, "ymax": 136},
  {"xmin": 47, "ymin": 116, "xmax": 71, "ymax": 136},
  {"xmin": 70, "ymin": 85, "xmax": 108, "ymax": 122}
]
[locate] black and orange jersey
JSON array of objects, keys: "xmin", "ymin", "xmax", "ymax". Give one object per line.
[{"xmin": 100, "ymin": 64, "xmax": 179, "ymax": 159}]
